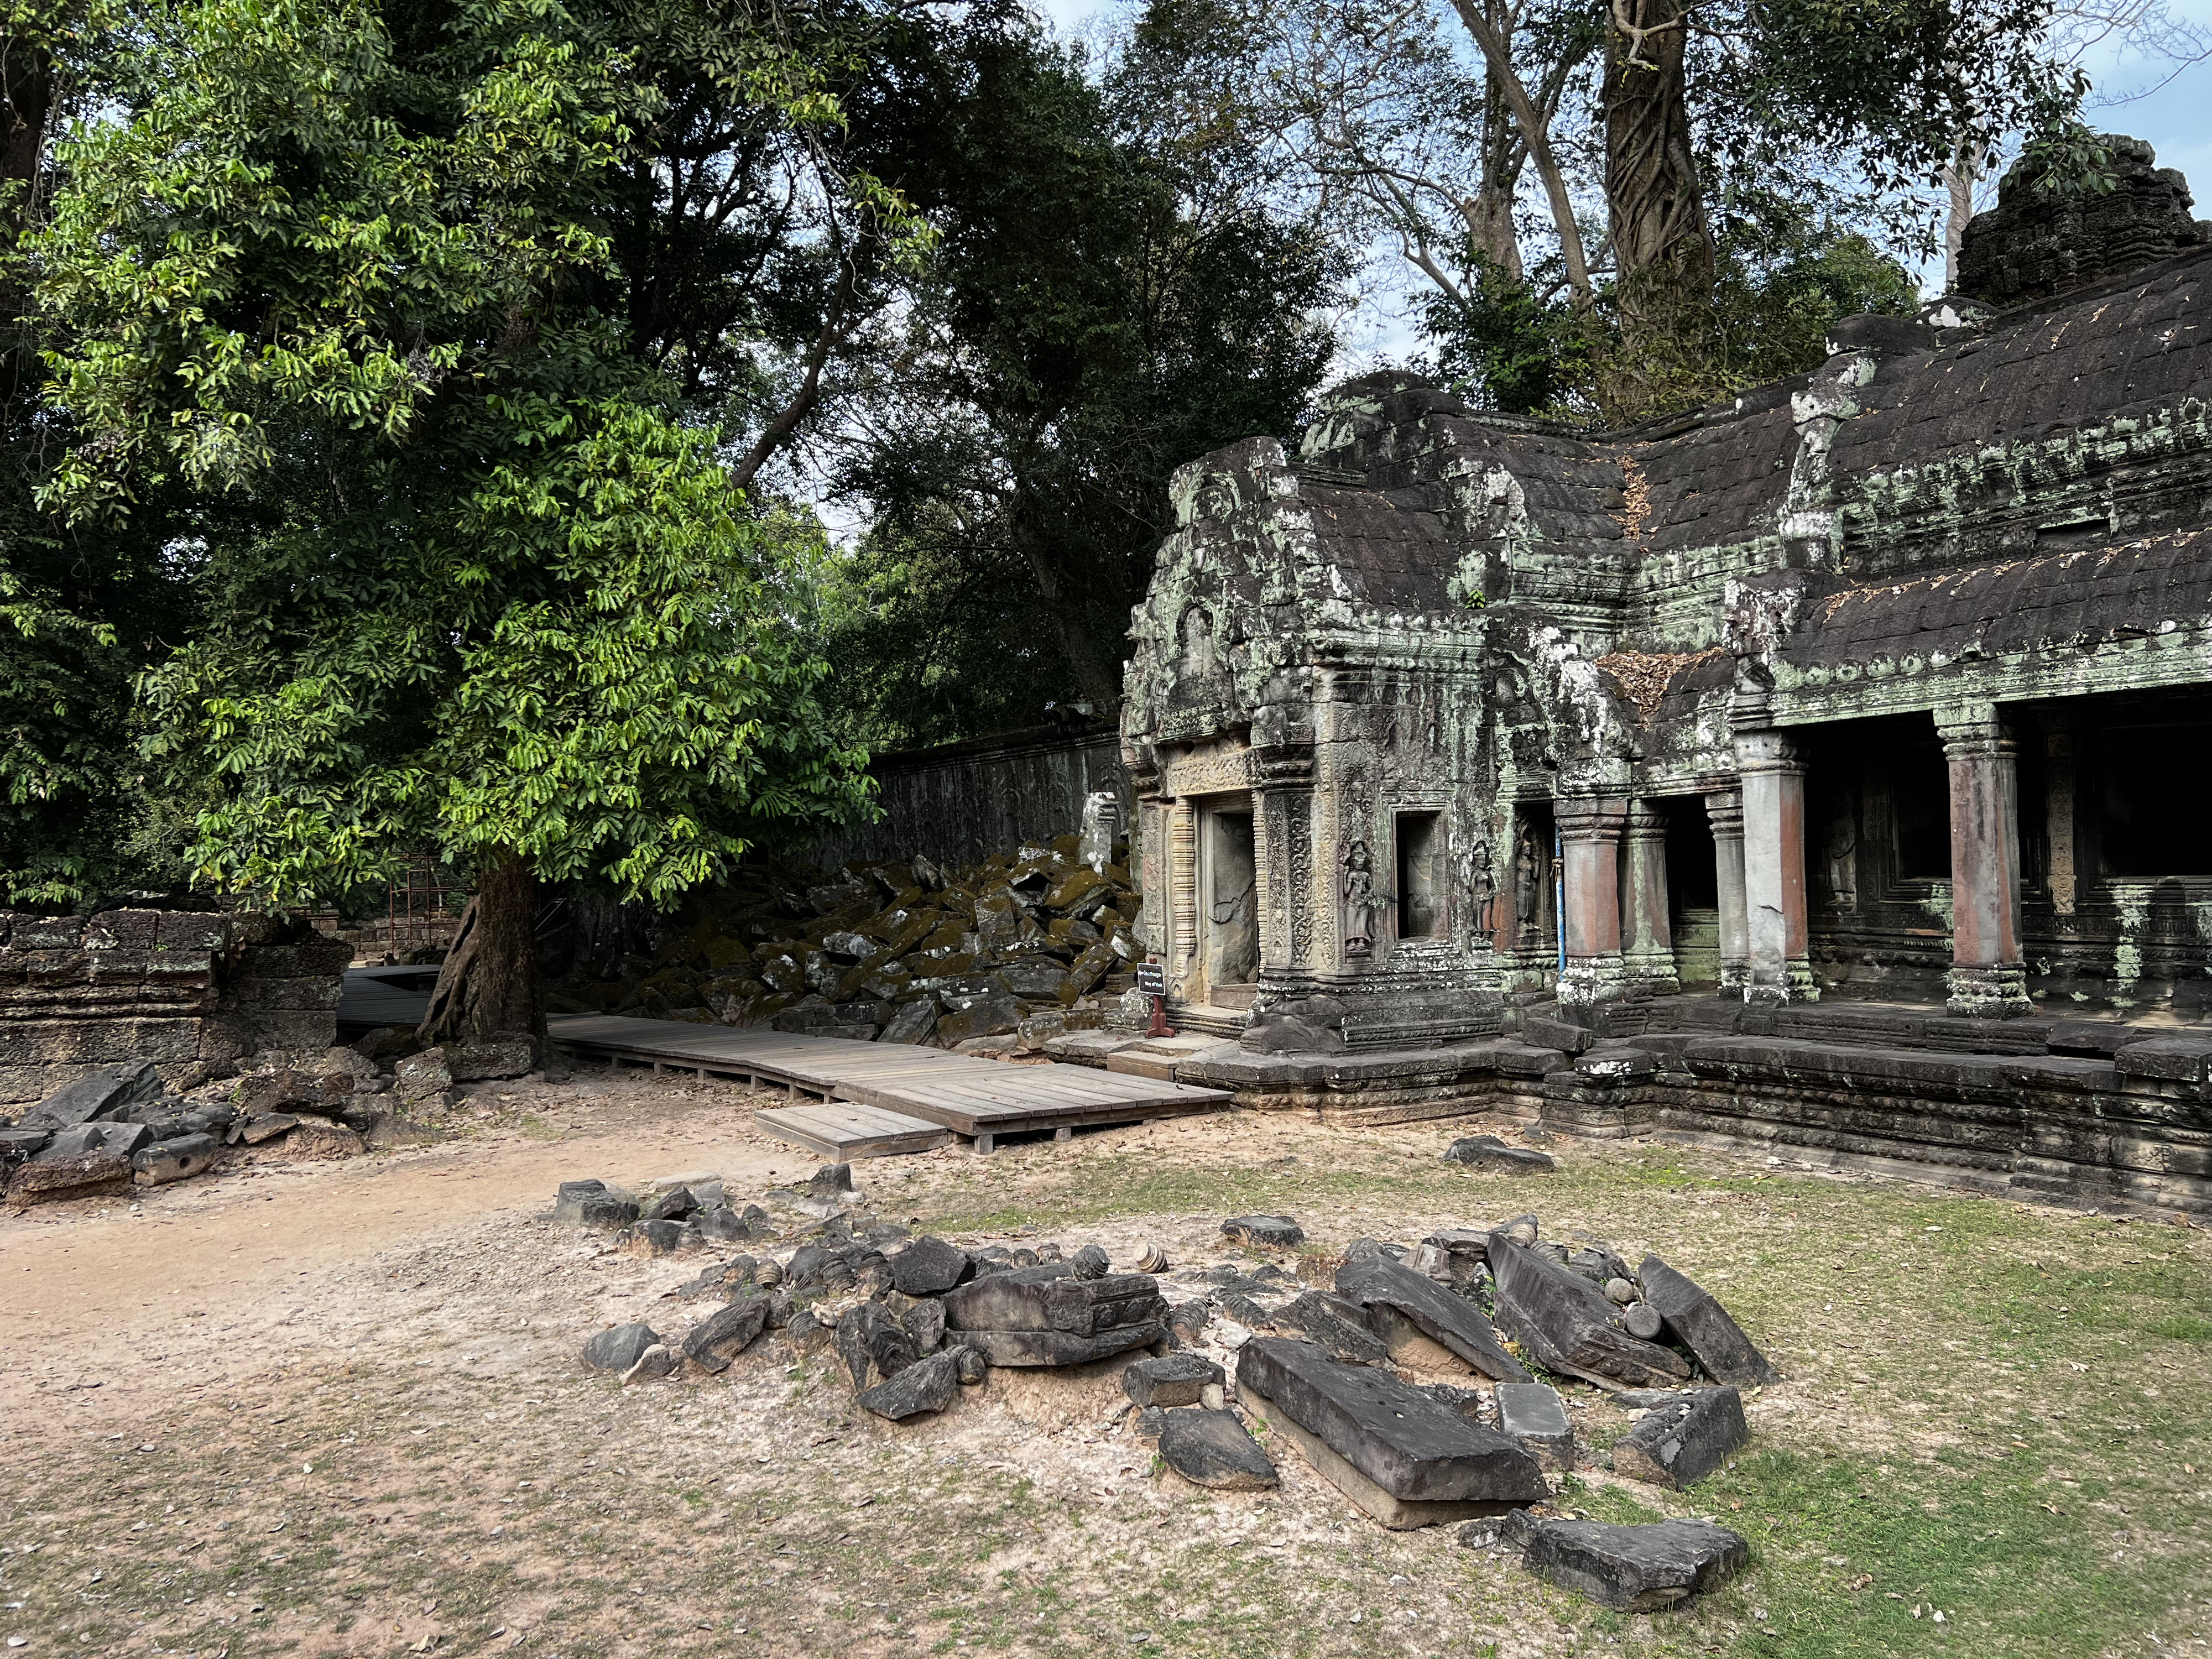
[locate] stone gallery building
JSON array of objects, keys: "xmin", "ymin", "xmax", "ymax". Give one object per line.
[{"xmin": 1108, "ymin": 139, "xmax": 2212, "ymax": 1214}]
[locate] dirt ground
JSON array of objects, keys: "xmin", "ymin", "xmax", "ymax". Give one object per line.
[{"xmin": 3, "ymin": 1064, "xmax": 2210, "ymax": 1659}]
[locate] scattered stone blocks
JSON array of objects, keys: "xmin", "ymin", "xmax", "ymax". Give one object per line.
[
  {"xmin": 1637, "ymin": 1255, "xmax": 1780, "ymax": 1386},
  {"xmin": 1488, "ymin": 1235, "xmax": 1691, "ymax": 1390}
]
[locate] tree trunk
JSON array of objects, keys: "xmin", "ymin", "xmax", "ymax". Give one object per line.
[
  {"xmin": 419, "ymin": 850, "xmax": 546, "ymax": 1051},
  {"xmin": 1, "ymin": 35, "xmax": 55, "ymax": 408},
  {"xmin": 1601, "ymin": 0, "xmax": 1712, "ymax": 418},
  {"xmin": 1942, "ymin": 134, "xmax": 1980, "ymax": 294}
]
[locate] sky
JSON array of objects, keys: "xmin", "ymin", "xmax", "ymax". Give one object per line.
[{"xmin": 1034, "ymin": 0, "xmax": 2212, "ymax": 361}]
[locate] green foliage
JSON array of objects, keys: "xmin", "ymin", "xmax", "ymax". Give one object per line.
[
  {"xmin": 821, "ymin": 22, "xmax": 1340, "ymax": 743},
  {"xmin": 32, "ymin": 0, "xmax": 871, "ymax": 906}
]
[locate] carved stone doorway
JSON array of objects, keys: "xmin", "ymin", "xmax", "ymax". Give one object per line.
[{"xmin": 1200, "ymin": 800, "xmax": 1259, "ymax": 1008}]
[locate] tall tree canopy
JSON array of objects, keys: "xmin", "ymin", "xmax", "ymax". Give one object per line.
[{"xmin": 27, "ymin": 0, "xmax": 901, "ymax": 1040}]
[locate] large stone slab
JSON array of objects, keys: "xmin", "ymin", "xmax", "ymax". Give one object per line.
[
  {"xmin": 133, "ymin": 1133, "xmax": 220, "ymax": 1186},
  {"xmin": 958, "ymin": 1323, "xmax": 1162, "ymax": 1367},
  {"xmin": 6, "ymin": 1149, "xmax": 133, "ymax": 1208},
  {"xmin": 1222, "ymin": 1213, "xmax": 1305, "ymax": 1248},
  {"xmin": 941, "ymin": 1264, "xmax": 1165, "ymax": 1336},
  {"xmin": 1157, "ymin": 1409, "xmax": 1278, "ymax": 1490},
  {"xmin": 1235, "ymin": 1337, "xmax": 1548, "ymax": 1527},
  {"xmin": 21, "ymin": 1060, "xmax": 163, "ymax": 1129},
  {"xmin": 1501, "ymin": 1511, "xmax": 1747, "ymax": 1611},
  {"xmin": 1124, "ymin": 1352, "xmax": 1224, "ymax": 1408},
  {"xmin": 1334, "ymin": 1253, "xmax": 1531, "ymax": 1383},
  {"xmin": 1611, "ymin": 1386, "xmax": 1747, "ymax": 1489},
  {"xmin": 581, "ymin": 1322, "xmax": 661, "ymax": 1372},
  {"xmin": 1637, "ymin": 1254, "xmax": 1780, "ymax": 1387},
  {"xmin": 1488, "ymin": 1237, "xmax": 1689, "ymax": 1390}
]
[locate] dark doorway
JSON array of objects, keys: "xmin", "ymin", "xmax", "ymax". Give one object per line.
[
  {"xmin": 1202, "ymin": 805, "xmax": 1258, "ymax": 1001},
  {"xmin": 1396, "ymin": 812, "xmax": 1445, "ymax": 940}
]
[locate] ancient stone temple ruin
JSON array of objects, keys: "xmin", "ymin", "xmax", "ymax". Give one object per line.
[{"xmin": 1109, "ymin": 137, "xmax": 2212, "ymax": 1213}]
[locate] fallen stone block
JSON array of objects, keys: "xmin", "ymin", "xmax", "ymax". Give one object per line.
[
  {"xmin": 952, "ymin": 1345, "xmax": 989, "ymax": 1385},
  {"xmin": 1123, "ymin": 1352, "xmax": 1225, "ymax": 1408},
  {"xmin": 1443, "ymin": 1135, "xmax": 1555, "ymax": 1173},
  {"xmin": 232, "ymin": 1112, "xmax": 299, "ymax": 1146},
  {"xmin": 21, "ymin": 1060, "xmax": 163, "ymax": 1129},
  {"xmin": 1502, "ymin": 1511, "xmax": 1747, "ymax": 1611},
  {"xmin": 284, "ymin": 1119, "xmax": 365, "ymax": 1159},
  {"xmin": 622, "ymin": 1219, "xmax": 702, "ymax": 1256},
  {"xmin": 878, "ymin": 999, "xmax": 938, "ymax": 1045},
  {"xmin": 1488, "ymin": 1237, "xmax": 1689, "ymax": 1391},
  {"xmin": 444, "ymin": 1040, "xmax": 536, "ymax": 1082},
  {"xmin": 0, "ymin": 1126, "xmax": 51, "ymax": 1161},
  {"xmin": 1495, "ymin": 1382, "xmax": 1574, "ymax": 1471},
  {"xmin": 133, "ymin": 1133, "xmax": 220, "ymax": 1186},
  {"xmin": 683, "ymin": 1297, "xmax": 770, "ymax": 1374},
  {"xmin": 6, "ymin": 1149, "xmax": 133, "ymax": 1208},
  {"xmin": 837, "ymin": 1301, "xmax": 921, "ymax": 1392},
  {"xmin": 1637, "ymin": 1255, "xmax": 1781, "ymax": 1387},
  {"xmin": 640, "ymin": 1185, "xmax": 699, "ymax": 1223},
  {"xmin": 394, "ymin": 1051, "xmax": 455, "ymax": 1097},
  {"xmin": 1157, "ymin": 1408, "xmax": 1278, "ymax": 1491},
  {"xmin": 1333, "ymin": 1252, "xmax": 1530, "ymax": 1383},
  {"xmin": 959, "ymin": 1324, "xmax": 1163, "ymax": 1366},
  {"xmin": 1236, "ymin": 1337, "xmax": 1548, "ymax": 1528},
  {"xmin": 889, "ymin": 1291, "xmax": 947, "ymax": 1352},
  {"xmin": 582, "ymin": 1322, "xmax": 661, "ymax": 1372},
  {"xmin": 941, "ymin": 1264, "xmax": 1165, "ymax": 1336},
  {"xmin": 890, "ymin": 1235, "xmax": 972, "ymax": 1296},
  {"xmin": 554, "ymin": 1185, "xmax": 639, "ymax": 1229},
  {"xmin": 620, "ymin": 1344, "xmax": 679, "ymax": 1384},
  {"xmin": 1269, "ymin": 1290, "xmax": 1390, "ymax": 1366},
  {"xmin": 1610, "ymin": 1386, "xmax": 1747, "ymax": 1489},
  {"xmin": 859, "ymin": 1349, "xmax": 962, "ymax": 1420},
  {"xmin": 1222, "ymin": 1214, "xmax": 1305, "ymax": 1249}
]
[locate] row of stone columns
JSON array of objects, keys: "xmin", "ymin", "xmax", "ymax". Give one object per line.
[{"xmin": 1547, "ymin": 701, "xmax": 2027, "ymax": 1013}]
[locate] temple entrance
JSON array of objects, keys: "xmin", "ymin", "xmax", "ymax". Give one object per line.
[{"xmin": 1200, "ymin": 800, "xmax": 1259, "ymax": 1008}]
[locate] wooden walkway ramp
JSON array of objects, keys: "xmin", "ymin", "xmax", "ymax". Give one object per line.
[{"xmin": 545, "ymin": 1014, "xmax": 1230, "ymax": 1157}]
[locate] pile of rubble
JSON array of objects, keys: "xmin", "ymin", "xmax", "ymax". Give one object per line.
[
  {"xmin": 560, "ymin": 838, "xmax": 1143, "ymax": 1053},
  {"xmin": 0, "ymin": 1037, "xmax": 536, "ymax": 1208},
  {"xmin": 567, "ymin": 1170, "xmax": 1776, "ymax": 1612}
]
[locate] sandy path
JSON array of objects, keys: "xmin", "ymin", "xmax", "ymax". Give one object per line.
[{"xmin": 0, "ymin": 1066, "xmax": 801, "ymax": 1367}]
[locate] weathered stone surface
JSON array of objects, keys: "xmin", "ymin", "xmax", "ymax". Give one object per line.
[
  {"xmin": 1495, "ymin": 1381, "xmax": 1574, "ymax": 1471},
  {"xmin": 1237, "ymin": 1337, "xmax": 1548, "ymax": 1521},
  {"xmin": 1222, "ymin": 1213, "xmax": 1305, "ymax": 1248},
  {"xmin": 952, "ymin": 1344, "xmax": 989, "ymax": 1384},
  {"xmin": 1488, "ymin": 1237, "xmax": 1690, "ymax": 1390},
  {"xmin": 1123, "ymin": 1352, "xmax": 1225, "ymax": 1408},
  {"xmin": 1157, "ymin": 1408, "xmax": 1279, "ymax": 1490},
  {"xmin": 22, "ymin": 1060, "xmax": 162, "ymax": 1129},
  {"xmin": 941, "ymin": 1264, "xmax": 1165, "ymax": 1335},
  {"xmin": 859, "ymin": 1349, "xmax": 962, "ymax": 1420},
  {"xmin": 620, "ymin": 1344, "xmax": 679, "ymax": 1384},
  {"xmin": 890, "ymin": 1235, "xmax": 972, "ymax": 1296},
  {"xmin": 1334, "ymin": 1252, "xmax": 1531, "ymax": 1383},
  {"xmin": 442, "ymin": 1040, "xmax": 535, "ymax": 1081},
  {"xmin": 890, "ymin": 1291, "xmax": 947, "ymax": 1352},
  {"xmin": 6, "ymin": 1148, "xmax": 133, "ymax": 1207},
  {"xmin": 1250, "ymin": 1288, "xmax": 1377, "ymax": 1365},
  {"xmin": 959, "ymin": 1324, "xmax": 1162, "ymax": 1367},
  {"xmin": 878, "ymin": 999, "xmax": 939, "ymax": 1045},
  {"xmin": 693, "ymin": 1203, "xmax": 768, "ymax": 1242},
  {"xmin": 582, "ymin": 1322, "xmax": 661, "ymax": 1372},
  {"xmin": 1610, "ymin": 1386, "xmax": 1747, "ymax": 1489},
  {"xmin": 836, "ymin": 1301, "xmax": 921, "ymax": 1392},
  {"xmin": 1502, "ymin": 1511, "xmax": 1749, "ymax": 1611},
  {"xmin": 683, "ymin": 1297, "xmax": 770, "ymax": 1373},
  {"xmin": 1443, "ymin": 1135, "xmax": 1556, "ymax": 1173},
  {"xmin": 623, "ymin": 1218, "xmax": 702, "ymax": 1256},
  {"xmin": 640, "ymin": 1185, "xmax": 699, "ymax": 1223},
  {"xmin": 1636, "ymin": 1255, "xmax": 1780, "ymax": 1386}
]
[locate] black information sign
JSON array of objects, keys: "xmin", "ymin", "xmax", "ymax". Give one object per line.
[{"xmin": 1134, "ymin": 962, "xmax": 1167, "ymax": 996}]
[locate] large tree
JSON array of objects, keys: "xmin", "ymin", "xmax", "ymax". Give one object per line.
[
  {"xmin": 824, "ymin": 21, "xmax": 1341, "ymax": 733},
  {"xmin": 32, "ymin": 0, "xmax": 881, "ymax": 1044}
]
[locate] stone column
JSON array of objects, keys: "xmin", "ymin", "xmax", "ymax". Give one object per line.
[
  {"xmin": 1250, "ymin": 718, "xmax": 1317, "ymax": 979},
  {"xmin": 1167, "ymin": 800, "xmax": 1199, "ymax": 1001},
  {"xmin": 1705, "ymin": 788, "xmax": 1750, "ymax": 992},
  {"xmin": 1734, "ymin": 727, "xmax": 1815, "ymax": 1004},
  {"xmin": 1938, "ymin": 703, "xmax": 2031, "ymax": 1016},
  {"xmin": 1553, "ymin": 795, "xmax": 1629, "ymax": 1005},
  {"xmin": 1619, "ymin": 801, "xmax": 1679, "ymax": 994}
]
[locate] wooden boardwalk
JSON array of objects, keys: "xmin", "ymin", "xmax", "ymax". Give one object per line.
[{"xmin": 545, "ymin": 1014, "xmax": 1230, "ymax": 1155}]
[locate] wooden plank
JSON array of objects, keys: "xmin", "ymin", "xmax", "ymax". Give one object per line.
[{"xmin": 754, "ymin": 1103, "xmax": 950, "ymax": 1160}]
